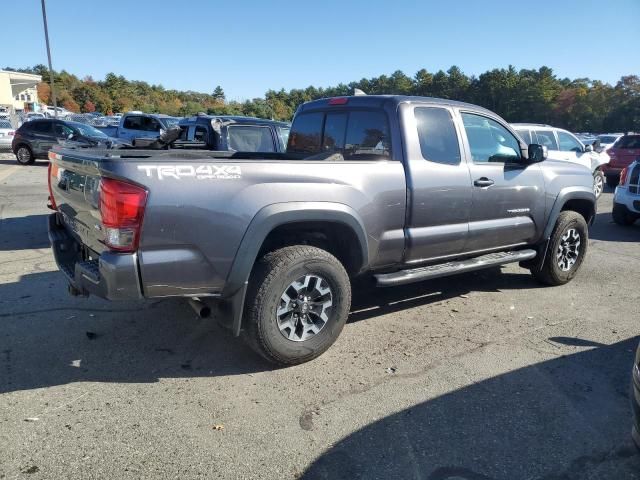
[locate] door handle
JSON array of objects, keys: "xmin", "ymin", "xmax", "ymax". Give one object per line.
[{"xmin": 474, "ymin": 177, "xmax": 494, "ymax": 187}]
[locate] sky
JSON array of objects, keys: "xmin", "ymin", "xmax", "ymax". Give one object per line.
[{"xmin": 3, "ymin": 0, "xmax": 639, "ymax": 101}]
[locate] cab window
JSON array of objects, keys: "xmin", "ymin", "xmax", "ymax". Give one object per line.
[
  {"xmin": 461, "ymin": 113, "xmax": 521, "ymax": 163},
  {"xmin": 415, "ymin": 107, "xmax": 461, "ymax": 165}
]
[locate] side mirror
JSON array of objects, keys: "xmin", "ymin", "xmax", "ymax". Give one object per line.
[
  {"xmin": 584, "ymin": 144, "xmax": 593, "ymax": 152},
  {"xmin": 528, "ymin": 143, "xmax": 547, "ymax": 163}
]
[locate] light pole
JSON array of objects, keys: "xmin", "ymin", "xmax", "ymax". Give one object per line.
[{"xmin": 40, "ymin": 0, "xmax": 57, "ymax": 118}]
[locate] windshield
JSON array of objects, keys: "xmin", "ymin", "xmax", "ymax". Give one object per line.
[
  {"xmin": 598, "ymin": 135, "xmax": 619, "ymax": 144},
  {"xmin": 68, "ymin": 122, "xmax": 108, "ymax": 138},
  {"xmin": 161, "ymin": 117, "xmax": 180, "ymax": 127}
]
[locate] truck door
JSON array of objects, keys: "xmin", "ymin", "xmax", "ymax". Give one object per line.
[
  {"xmin": 460, "ymin": 112, "xmax": 545, "ymax": 251},
  {"xmin": 401, "ymin": 104, "xmax": 472, "ymax": 263}
]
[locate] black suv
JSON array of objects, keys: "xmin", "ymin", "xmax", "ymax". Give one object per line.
[{"xmin": 11, "ymin": 119, "xmax": 119, "ymax": 165}]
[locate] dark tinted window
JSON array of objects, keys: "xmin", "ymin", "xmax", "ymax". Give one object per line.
[
  {"xmin": 123, "ymin": 116, "xmax": 161, "ymax": 132},
  {"xmin": 194, "ymin": 126, "xmax": 207, "ymax": 142},
  {"xmin": 53, "ymin": 123, "xmax": 74, "ymax": 138},
  {"xmin": 123, "ymin": 115, "xmax": 142, "ymax": 130},
  {"xmin": 228, "ymin": 125, "xmax": 275, "ymax": 152},
  {"xmin": 415, "ymin": 107, "xmax": 461, "ymax": 164},
  {"xmin": 288, "ymin": 113, "xmax": 323, "ymax": 154},
  {"xmin": 30, "ymin": 121, "xmax": 53, "ymax": 134},
  {"xmin": 616, "ymin": 135, "xmax": 640, "ymax": 149},
  {"xmin": 322, "ymin": 113, "xmax": 347, "ymax": 151},
  {"xmin": 344, "ymin": 111, "xmax": 390, "ymax": 159},
  {"xmin": 533, "ymin": 130, "xmax": 558, "ymax": 150},
  {"xmin": 515, "ymin": 129, "xmax": 531, "ymax": 144},
  {"xmin": 462, "ymin": 113, "xmax": 521, "ymax": 163}
]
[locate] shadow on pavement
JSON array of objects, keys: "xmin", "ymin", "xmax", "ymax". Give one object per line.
[
  {"xmin": 0, "ymin": 214, "xmax": 51, "ymax": 250},
  {"xmin": 302, "ymin": 336, "xmax": 640, "ymax": 480},
  {"xmin": 349, "ymin": 267, "xmax": 541, "ymax": 324},
  {"xmin": 0, "ymin": 159, "xmax": 48, "ymax": 167},
  {"xmin": 590, "ymin": 211, "xmax": 640, "ymax": 242}
]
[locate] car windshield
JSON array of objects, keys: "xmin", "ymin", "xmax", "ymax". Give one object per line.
[
  {"xmin": 0, "ymin": 120, "xmax": 11, "ymax": 128},
  {"xmin": 598, "ymin": 135, "xmax": 619, "ymax": 144},
  {"xmin": 615, "ymin": 135, "xmax": 640, "ymax": 149},
  {"xmin": 68, "ymin": 122, "xmax": 108, "ymax": 138},
  {"xmin": 161, "ymin": 117, "xmax": 180, "ymax": 127}
]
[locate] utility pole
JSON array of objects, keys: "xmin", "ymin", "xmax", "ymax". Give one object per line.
[{"xmin": 40, "ymin": 0, "xmax": 57, "ymax": 117}]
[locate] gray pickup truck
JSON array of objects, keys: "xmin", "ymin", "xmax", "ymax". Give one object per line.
[{"xmin": 47, "ymin": 95, "xmax": 596, "ymax": 365}]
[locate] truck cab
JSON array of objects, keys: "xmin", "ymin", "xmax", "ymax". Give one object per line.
[{"xmin": 116, "ymin": 112, "xmax": 180, "ymax": 142}]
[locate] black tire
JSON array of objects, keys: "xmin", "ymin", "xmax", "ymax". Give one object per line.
[
  {"xmin": 612, "ymin": 203, "xmax": 637, "ymax": 226},
  {"xmin": 244, "ymin": 246, "xmax": 351, "ymax": 365},
  {"xmin": 593, "ymin": 169, "xmax": 605, "ymax": 199},
  {"xmin": 606, "ymin": 175, "xmax": 619, "ymax": 188},
  {"xmin": 15, "ymin": 145, "xmax": 34, "ymax": 165},
  {"xmin": 530, "ymin": 211, "xmax": 588, "ymax": 286}
]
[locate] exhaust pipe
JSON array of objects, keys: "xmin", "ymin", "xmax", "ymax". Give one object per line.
[{"xmin": 187, "ymin": 297, "xmax": 211, "ymax": 319}]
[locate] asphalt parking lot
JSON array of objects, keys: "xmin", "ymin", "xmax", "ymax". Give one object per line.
[{"xmin": 0, "ymin": 152, "xmax": 639, "ymax": 479}]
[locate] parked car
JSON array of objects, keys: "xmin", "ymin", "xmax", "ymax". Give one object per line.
[
  {"xmin": 95, "ymin": 111, "xmax": 180, "ymax": 141},
  {"xmin": 42, "ymin": 106, "xmax": 72, "ymax": 118},
  {"xmin": 23, "ymin": 112, "xmax": 46, "ymax": 122},
  {"xmin": 632, "ymin": 341, "xmax": 640, "ymax": 450},
  {"xmin": 602, "ymin": 134, "xmax": 640, "ymax": 187},
  {"xmin": 0, "ymin": 106, "xmax": 10, "ymax": 119},
  {"xmin": 612, "ymin": 159, "xmax": 640, "ymax": 225},
  {"xmin": 0, "ymin": 119, "xmax": 15, "ymax": 150},
  {"xmin": 597, "ymin": 133, "xmax": 623, "ymax": 151},
  {"xmin": 178, "ymin": 114, "xmax": 291, "ymax": 152},
  {"xmin": 47, "ymin": 95, "xmax": 596, "ymax": 365},
  {"xmin": 512, "ymin": 123, "xmax": 609, "ymax": 199},
  {"xmin": 11, "ymin": 118, "xmax": 122, "ymax": 165}
]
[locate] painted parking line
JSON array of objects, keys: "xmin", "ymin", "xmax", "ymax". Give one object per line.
[{"xmin": 0, "ymin": 166, "xmax": 19, "ymax": 183}]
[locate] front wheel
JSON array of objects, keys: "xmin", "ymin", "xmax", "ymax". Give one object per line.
[
  {"xmin": 530, "ymin": 211, "xmax": 588, "ymax": 286},
  {"xmin": 593, "ymin": 170, "xmax": 605, "ymax": 199},
  {"xmin": 244, "ymin": 246, "xmax": 351, "ymax": 365},
  {"xmin": 612, "ymin": 203, "xmax": 637, "ymax": 226}
]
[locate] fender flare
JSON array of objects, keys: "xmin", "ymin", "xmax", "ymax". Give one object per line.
[
  {"xmin": 543, "ymin": 186, "xmax": 596, "ymax": 240},
  {"xmin": 222, "ymin": 202, "xmax": 369, "ymax": 336}
]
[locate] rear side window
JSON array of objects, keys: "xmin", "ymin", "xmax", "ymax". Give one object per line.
[
  {"xmin": 288, "ymin": 113, "xmax": 323, "ymax": 154},
  {"xmin": 533, "ymin": 130, "xmax": 558, "ymax": 150},
  {"xmin": 228, "ymin": 125, "xmax": 275, "ymax": 152},
  {"xmin": 31, "ymin": 121, "xmax": 52, "ymax": 134},
  {"xmin": 415, "ymin": 107, "xmax": 461, "ymax": 165},
  {"xmin": 194, "ymin": 126, "xmax": 207, "ymax": 142},
  {"xmin": 515, "ymin": 129, "xmax": 531, "ymax": 144},
  {"xmin": 123, "ymin": 116, "xmax": 143, "ymax": 130},
  {"xmin": 616, "ymin": 135, "xmax": 640, "ymax": 149}
]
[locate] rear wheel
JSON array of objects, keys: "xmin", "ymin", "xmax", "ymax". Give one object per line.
[
  {"xmin": 530, "ymin": 211, "xmax": 588, "ymax": 286},
  {"xmin": 593, "ymin": 170, "xmax": 604, "ymax": 199},
  {"xmin": 244, "ymin": 246, "xmax": 351, "ymax": 365},
  {"xmin": 15, "ymin": 145, "xmax": 34, "ymax": 165},
  {"xmin": 612, "ymin": 203, "xmax": 637, "ymax": 226}
]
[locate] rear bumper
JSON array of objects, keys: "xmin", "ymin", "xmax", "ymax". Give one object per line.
[
  {"xmin": 48, "ymin": 213, "xmax": 143, "ymax": 301},
  {"xmin": 614, "ymin": 187, "xmax": 640, "ymax": 215}
]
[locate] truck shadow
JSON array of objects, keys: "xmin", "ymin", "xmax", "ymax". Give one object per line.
[
  {"xmin": 302, "ymin": 336, "xmax": 640, "ymax": 479},
  {"xmin": 589, "ymin": 211, "xmax": 640, "ymax": 242},
  {"xmin": 0, "ymin": 267, "xmax": 543, "ymax": 394},
  {"xmin": 0, "ymin": 214, "xmax": 51, "ymax": 251}
]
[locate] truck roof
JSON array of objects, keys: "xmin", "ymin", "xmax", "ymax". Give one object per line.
[
  {"xmin": 179, "ymin": 115, "xmax": 290, "ymax": 128},
  {"xmin": 298, "ymin": 95, "xmax": 496, "ymax": 116}
]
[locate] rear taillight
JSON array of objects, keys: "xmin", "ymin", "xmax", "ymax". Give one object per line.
[
  {"xmin": 99, "ymin": 178, "xmax": 148, "ymax": 252},
  {"xmin": 47, "ymin": 162, "xmax": 58, "ymax": 210},
  {"xmin": 620, "ymin": 167, "xmax": 629, "ymax": 186}
]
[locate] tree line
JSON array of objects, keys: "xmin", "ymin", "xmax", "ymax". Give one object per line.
[{"xmin": 5, "ymin": 64, "xmax": 639, "ymax": 132}]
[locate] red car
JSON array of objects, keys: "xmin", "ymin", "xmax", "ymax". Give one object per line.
[{"xmin": 603, "ymin": 134, "xmax": 640, "ymax": 186}]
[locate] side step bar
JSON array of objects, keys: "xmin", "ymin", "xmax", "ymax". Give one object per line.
[{"xmin": 375, "ymin": 249, "xmax": 537, "ymax": 287}]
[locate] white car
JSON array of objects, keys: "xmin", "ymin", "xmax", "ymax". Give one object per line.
[
  {"xmin": 612, "ymin": 159, "xmax": 640, "ymax": 225},
  {"xmin": 597, "ymin": 133, "xmax": 623, "ymax": 151},
  {"xmin": 0, "ymin": 119, "xmax": 15, "ymax": 150},
  {"xmin": 42, "ymin": 106, "xmax": 72, "ymax": 118},
  {"xmin": 512, "ymin": 123, "xmax": 609, "ymax": 199}
]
